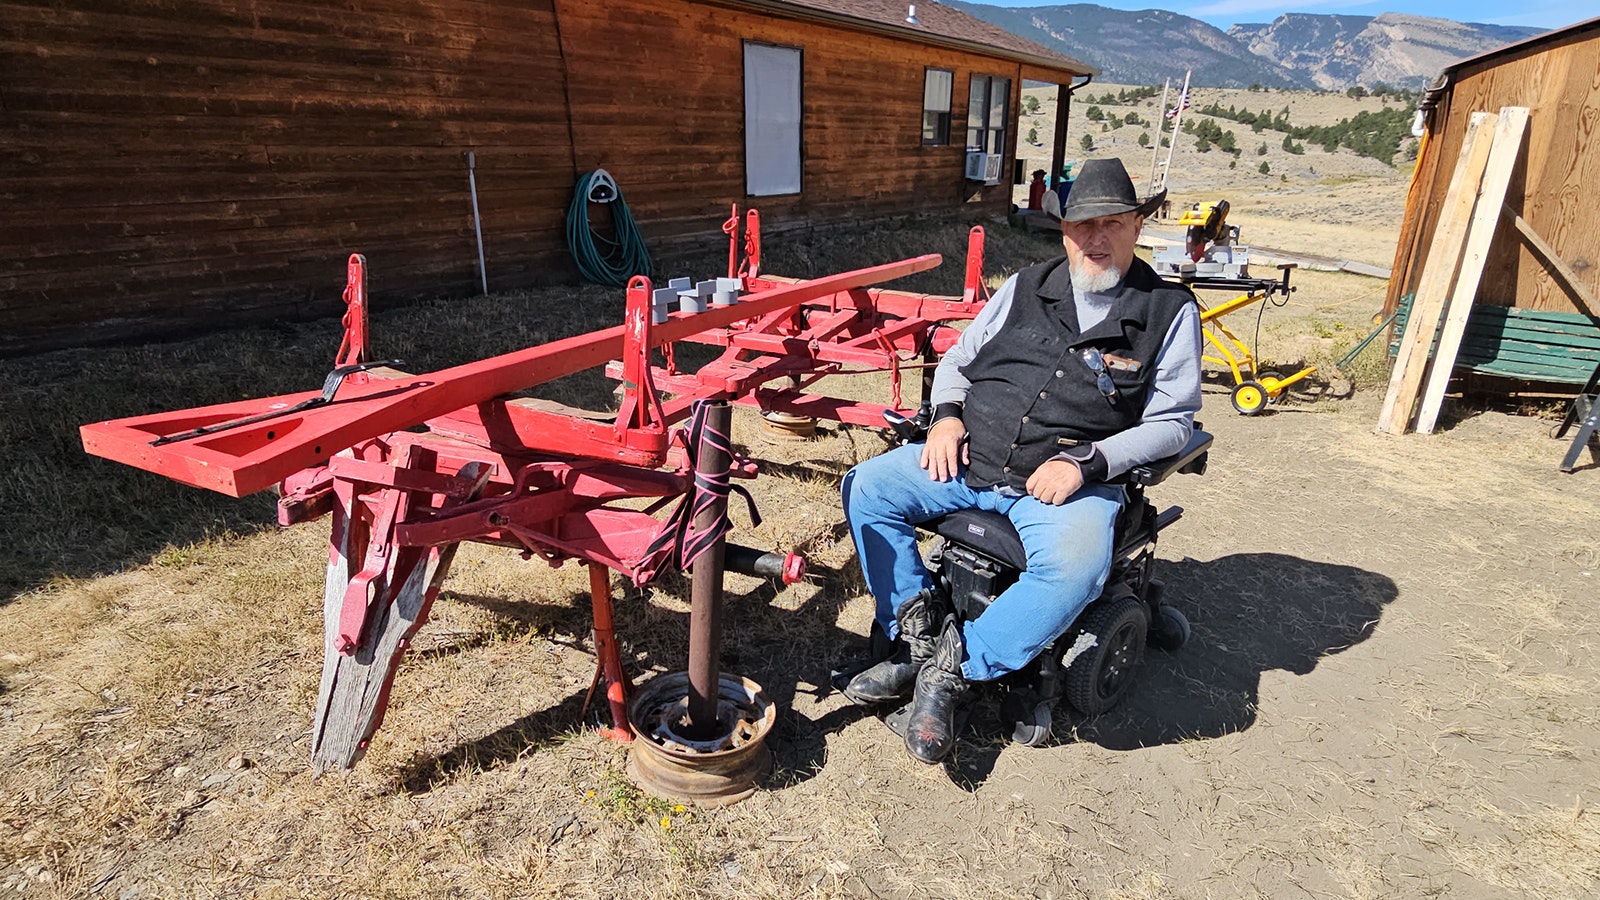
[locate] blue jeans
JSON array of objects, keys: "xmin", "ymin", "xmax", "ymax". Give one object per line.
[{"xmin": 841, "ymin": 443, "xmax": 1124, "ymax": 681}]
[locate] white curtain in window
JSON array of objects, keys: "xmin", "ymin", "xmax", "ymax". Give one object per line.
[{"xmin": 744, "ymin": 43, "xmax": 801, "ymax": 196}]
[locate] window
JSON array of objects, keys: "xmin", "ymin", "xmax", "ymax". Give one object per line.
[
  {"xmin": 966, "ymin": 74, "xmax": 1011, "ymax": 154},
  {"xmin": 744, "ymin": 42, "xmax": 803, "ymax": 197},
  {"xmin": 922, "ymin": 68, "xmax": 953, "ymax": 145}
]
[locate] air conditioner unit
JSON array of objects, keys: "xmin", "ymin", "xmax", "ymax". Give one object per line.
[
  {"xmin": 965, "ymin": 151, "xmax": 1004, "ymax": 185},
  {"xmin": 982, "ymin": 153, "xmax": 1003, "ymax": 185},
  {"xmin": 964, "ymin": 150, "xmax": 987, "ymax": 181}
]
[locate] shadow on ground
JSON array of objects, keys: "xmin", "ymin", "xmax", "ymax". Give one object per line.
[
  {"xmin": 1073, "ymin": 552, "xmax": 1396, "ymax": 750},
  {"xmin": 1199, "ymin": 363, "xmax": 1352, "ymax": 409},
  {"xmin": 387, "ymin": 568, "xmax": 876, "ymax": 793},
  {"xmin": 378, "ymin": 550, "xmax": 1395, "ymax": 795},
  {"xmin": 885, "ymin": 552, "xmax": 1396, "ymax": 789}
]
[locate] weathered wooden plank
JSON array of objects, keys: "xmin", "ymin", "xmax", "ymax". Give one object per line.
[
  {"xmin": 1416, "ymin": 106, "xmax": 1530, "ymax": 434},
  {"xmin": 1378, "ymin": 111, "xmax": 1497, "ymax": 434},
  {"xmin": 1460, "ymin": 326, "xmax": 1600, "ymax": 352},
  {"xmin": 1477, "ymin": 320, "xmax": 1600, "ymax": 343},
  {"xmin": 311, "ymin": 458, "xmax": 491, "ymax": 773},
  {"xmin": 1390, "ymin": 34, "xmax": 1600, "ymax": 318},
  {"xmin": 1472, "ymin": 305, "xmax": 1600, "ymax": 325},
  {"xmin": 1461, "ymin": 355, "xmax": 1600, "ymax": 377},
  {"xmin": 1459, "ymin": 361, "xmax": 1600, "ymax": 384}
]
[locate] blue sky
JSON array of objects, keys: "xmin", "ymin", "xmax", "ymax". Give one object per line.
[{"xmin": 997, "ymin": 1, "xmax": 1589, "ymax": 31}]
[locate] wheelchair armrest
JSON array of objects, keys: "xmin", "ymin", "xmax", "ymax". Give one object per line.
[{"xmin": 1125, "ymin": 429, "xmax": 1213, "ymax": 487}]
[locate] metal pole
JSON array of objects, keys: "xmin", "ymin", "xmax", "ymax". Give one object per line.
[
  {"xmin": 1147, "ymin": 78, "xmax": 1170, "ymax": 200},
  {"xmin": 1159, "ymin": 70, "xmax": 1191, "ymax": 192},
  {"xmin": 465, "ymin": 151, "xmax": 488, "ymax": 295},
  {"xmin": 685, "ymin": 400, "xmax": 732, "ymax": 738},
  {"xmin": 588, "ymin": 563, "xmax": 633, "ymax": 741}
]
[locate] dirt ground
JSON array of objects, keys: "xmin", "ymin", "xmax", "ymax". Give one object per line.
[{"xmin": 3, "ymin": 99, "xmax": 1599, "ymax": 897}]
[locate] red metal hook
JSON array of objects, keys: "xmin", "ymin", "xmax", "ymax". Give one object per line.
[{"xmin": 336, "ymin": 254, "xmax": 369, "ymax": 368}]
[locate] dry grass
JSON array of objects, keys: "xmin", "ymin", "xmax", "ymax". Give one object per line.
[{"xmin": 5, "ymin": 181, "xmax": 1600, "ymax": 897}]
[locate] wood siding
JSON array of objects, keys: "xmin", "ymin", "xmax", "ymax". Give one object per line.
[
  {"xmin": 2, "ymin": 0, "xmax": 574, "ymax": 351},
  {"xmin": 556, "ymin": 0, "xmax": 1020, "ymax": 240},
  {"xmin": 1, "ymin": 0, "xmax": 1044, "ymax": 353},
  {"xmin": 1386, "ymin": 26, "xmax": 1600, "ymax": 317}
]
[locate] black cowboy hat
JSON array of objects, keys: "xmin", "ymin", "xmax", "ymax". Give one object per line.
[{"xmin": 1043, "ymin": 158, "xmax": 1166, "ymax": 223}]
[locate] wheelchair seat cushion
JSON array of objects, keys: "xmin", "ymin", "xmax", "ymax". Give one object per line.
[
  {"xmin": 929, "ymin": 496, "xmax": 1153, "ymax": 573},
  {"xmin": 930, "ymin": 509, "xmax": 1028, "ymax": 570}
]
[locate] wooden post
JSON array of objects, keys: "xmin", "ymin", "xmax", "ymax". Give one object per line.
[
  {"xmin": 1147, "ymin": 78, "xmax": 1170, "ymax": 196},
  {"xmin": 1377, "ymin": 111, "xmax": 1497, "ymax": 435},
  {"xmin": 1051, "ymin": 80, "xmax": 1072, "ymax": 191},
  {"xmin": 1415, "ymin": 107, "xmax": 1530, "ymax": 435},
  {"xmin": 1159, "ymin": 71, "xmax": 1190, "ymax": 190},
  {"xmin": 685, "ymin": 400, "xmax": 732, "ymax": 739}
]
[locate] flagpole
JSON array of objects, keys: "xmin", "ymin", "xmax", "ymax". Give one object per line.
[
  {"xmin": 1146, "ymin": 77, "xmax": 1170, "ymax": 200},
  {"xmin": 1159, "ymin": 69, "xmax": 1191, "ymax": 191}
]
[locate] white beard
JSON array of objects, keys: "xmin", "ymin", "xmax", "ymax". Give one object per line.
[{"xmin": 1070, "ymin": 262, "xmax": 1123, "ymax": 294}]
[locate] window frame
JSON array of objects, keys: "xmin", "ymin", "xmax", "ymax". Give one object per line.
[
  {"xmin": 742, "ymin": 40, "xmax": 805, "ymax": 198},
  {"xmin": 921, "ymin": 67, "xmax": 954, "ymax": 146},
  {"xmin": 965, "ymin": 73, "xmax": 1011, "ymax": 156}
]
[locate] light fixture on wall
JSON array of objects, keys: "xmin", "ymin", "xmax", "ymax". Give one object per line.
[{"xmin": 906, "ymin": 4, "xmax": 920, "ymax": 26}]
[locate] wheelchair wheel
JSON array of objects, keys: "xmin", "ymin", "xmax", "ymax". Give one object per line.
[
  {"xmin": 1064, "ymin": 596, "xmax": 1149, "ymax": 716},
  {"xmin": 1001, "ymin": 689, "xmax": 1053, "ymax": 747},
  {"xmin": 1146, "ymin": 604, "xmax": 1191, "ymax": 652}
]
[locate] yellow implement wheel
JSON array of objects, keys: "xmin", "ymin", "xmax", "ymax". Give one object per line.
[
  {"xmin": 1258, "ymin": 370, "xmax": 1284, "ymax": 403},
  {"xmin": 1231, "ymin": 381, "xmax": 1268, "ymax": 415}
]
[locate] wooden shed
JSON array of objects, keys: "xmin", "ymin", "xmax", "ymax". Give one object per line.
[
  {"xmin": 1383, "ymin": 16, "xmax": 1600, "ymax": 391},
  {"xmin": 1, "ymin": 0, "xmax": 1093, "ymax": 354}
]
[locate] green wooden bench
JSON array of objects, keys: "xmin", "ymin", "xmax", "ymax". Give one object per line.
[{"xmin": 1388, "ymin": 293, "xmax": 1600, "ymax": 385}]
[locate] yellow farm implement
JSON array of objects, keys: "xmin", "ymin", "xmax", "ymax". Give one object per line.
[{"xmin": 1188, "ymin": 266, "xmax": 1316, "ymax": 414}]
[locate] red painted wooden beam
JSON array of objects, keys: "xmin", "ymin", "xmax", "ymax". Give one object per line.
[{"xmin": 81, "ymin": 255, "xmax": 940, "ymax": 497}]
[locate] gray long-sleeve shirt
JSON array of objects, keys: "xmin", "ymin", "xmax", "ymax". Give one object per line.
[{"xmin": 930, "ymin": 271, "xmax": 1203, "ymax": 480}]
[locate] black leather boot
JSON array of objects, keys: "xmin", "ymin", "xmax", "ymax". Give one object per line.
[
  {"xmin": 904, "ymin": 616, "xmax": 971, "ymax": 764},
  {"xmin": 841, "ymin": 589, "xmax": 944, "ymax": 705}
]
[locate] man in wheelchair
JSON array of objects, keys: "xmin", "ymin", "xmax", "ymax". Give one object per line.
[{"xmin": 839, "ymin": 159, "xmax": 1204, "ymax": 764}]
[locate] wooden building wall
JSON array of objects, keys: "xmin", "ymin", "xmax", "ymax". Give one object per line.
[
  {"xmin": 556, "ymin": 0, "xmax": 1020, "ymax": 241},
  {"xmin": 2, "ymin": 0, "xmax": 1035, "ymax": 354},
  {"xmin": 1, "ymin": 0, "xmax": 575, "ymax": 353},
  {"xmin": 1386, "ymin": 24, "xmax": 1600, "ymax": 316}
]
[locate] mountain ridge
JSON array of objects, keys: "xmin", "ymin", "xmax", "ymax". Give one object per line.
[{"xmin": 943, "ymin": 2, "xmax": 1546, "ymax": 88}]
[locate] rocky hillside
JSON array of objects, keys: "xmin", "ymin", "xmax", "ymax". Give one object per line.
[
  {"xmin": 943, "ymin": 2, "xmax": 1315, "ymax": 89},
  {"xmin": 946, "ymin": 2, "xmax": 1546, "ymax": 89},
  {"xmin": 1228, "ymin": 13, "xmax": 1545, "ymax": 89}
]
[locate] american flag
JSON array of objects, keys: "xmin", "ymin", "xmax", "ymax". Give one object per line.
[{"xmin": 1166, "ymin": 89, "xmax": 1191, "ymax": 119}]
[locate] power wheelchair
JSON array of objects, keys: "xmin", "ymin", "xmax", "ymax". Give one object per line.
[{"xmin": 843, "ymin": 414, "xmax": 1213, "ymax": 746}]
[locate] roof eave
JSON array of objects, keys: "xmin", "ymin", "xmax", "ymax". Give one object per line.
[
  {"xmin": 718, "ymin": 0, "xmax": 1098, "ymax": 80},
  {"xmin": 1437, "ymin": 14, "xmax": 1600, "ymax": 82}
]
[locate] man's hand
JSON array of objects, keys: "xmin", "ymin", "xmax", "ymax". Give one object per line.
[
  {"xmin": 1025, "ymin": 459, "xmax": 1084, "ymax": 505},
  {"xmin": 919, "ymin": 417, "xmax": 968, "ymax": 482}
]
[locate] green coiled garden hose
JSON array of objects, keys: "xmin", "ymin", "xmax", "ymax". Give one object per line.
[{"xmin": 566, "ymin": 169, "xmax": 651, "ymax": 287}]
